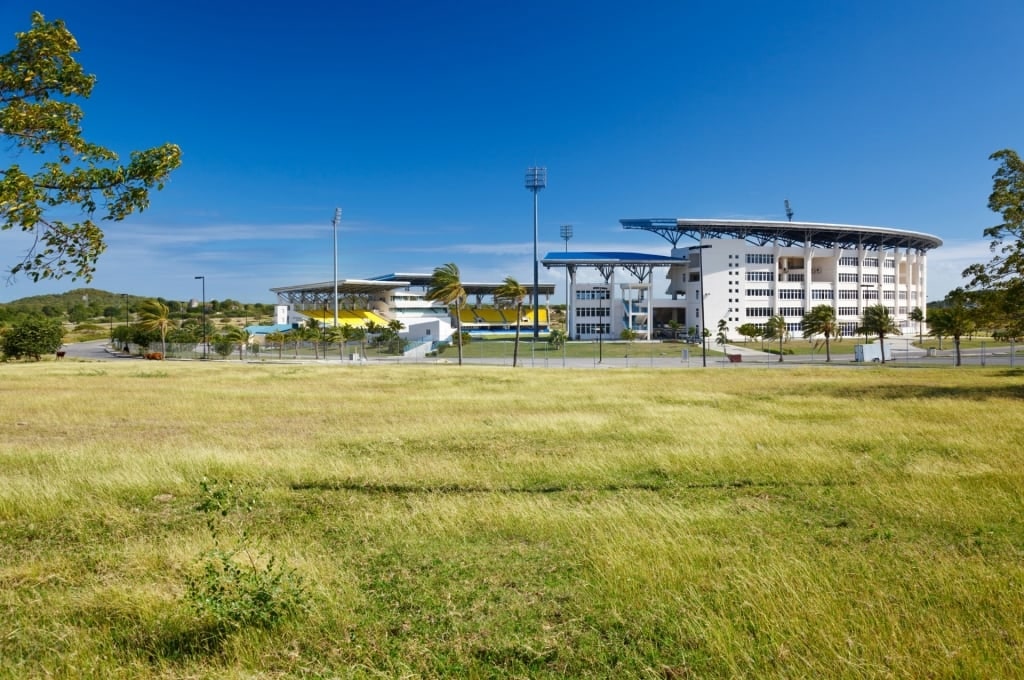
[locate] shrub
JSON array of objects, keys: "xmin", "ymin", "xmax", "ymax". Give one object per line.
[{"xmin": 184, "ymin": 479, "xmax": 307, "ymax": 634}]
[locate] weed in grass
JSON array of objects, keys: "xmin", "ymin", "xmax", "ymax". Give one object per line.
[{"xmin": 184, "ymin": 479, "xmax": 307, "ymax": 637}]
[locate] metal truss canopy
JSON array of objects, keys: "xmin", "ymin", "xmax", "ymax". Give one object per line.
[{"xmin": 620, "ymin": 218, "xmax": 943, "ymax": 252}]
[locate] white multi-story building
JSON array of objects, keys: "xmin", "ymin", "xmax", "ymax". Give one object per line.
[{"xmin": 543, "ymin": 218, "xmax": 942, "ymax": 342}]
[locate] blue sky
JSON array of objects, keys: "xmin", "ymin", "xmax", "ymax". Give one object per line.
[{"xmin": 2, "ymin": 1, "xmax": 1021, "ymax": 304}]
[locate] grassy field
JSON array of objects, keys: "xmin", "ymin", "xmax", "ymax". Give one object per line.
[{"xmin": 1, "ymin": 362, "xmax": 1023, "ymax": 678}]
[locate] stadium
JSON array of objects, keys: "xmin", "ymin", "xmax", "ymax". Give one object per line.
[{"xmin": 267, "ymin": 217, "xmax": 942, "ymax": 353}]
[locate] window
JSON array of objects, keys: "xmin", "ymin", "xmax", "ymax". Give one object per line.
[
  {"xmin": 786, "ymin": 273, "xmax": 805, "ymax": 282},
  {"xmin": 787, "ymin": 322, "xmax": 802, "ymax": 333},
  {"xmin": 779, "ymin": 307, "xmax": 804, "ymax": 316},
  {"xmin": 863, "ymin": 257, "xmax": 879, "ymax": 268},
  {"xmin": 839, "ymin": 256, "xmax": 859, "ymax": 266},
  {"xmin": 745, "ymin": 288, "xmax": 773, "ymax": 297},
  {"xmin": 746, "ymin": 271, "xmax": 774, "ymax": 281},
  {"xmin": 883, "ymin": 291, "xmax": 895, "ymax": 300},
  {"xmin": 778, "ymin": 289, "xmax": 805, "ymax": 299},
  {"xmin": 838, "ymin": 307, "xmax": 858, "ymax": 316},
  {"xmin": 745, "ymin": 307, "xmax": 773, "ymax": 317},
  {"xmin": 576, "ymin": 307, "xmax": 609, "ymax": 317},
  {"xmin": 884, "ymin": 259, "xmax": 896, "ymax": 269},
  {"xmin": 839, "ymin": 322, "xmax": 858, "ymax": 336},
  {"xmin": 576, "ymin": 289, "xmax": 610, "ymax": 300},
  {"xmin": 862, "ymin": 274, "xmax": 879, "ymax": 284},
  {"xmin": 839, "ymin": 273, "xmax": 859, "ymax": 283},
  {"xmin": 883, "ymin": 275, "xmax": 895, "ymax": 284},
  {"xmin": 811, "ymin": 290, "xmax": 834, "ymax": 300},
  {"xmin": 863, "ymin": 290, "xmax": 879, "ymax": 299},
  {"xmin": 575, "ymin": 322, "xmax": 609, "ymax": 335},
  {"xmin": 746, "ymin": 253, "xmax": 775, "ymax": 264},
  {"xmin": 838, "ymin": 289, "xmax": 859, "ymax": 299}
]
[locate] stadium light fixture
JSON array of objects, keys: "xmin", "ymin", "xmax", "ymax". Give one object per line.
[
  {"xmin": 525, "ymin": 167, "xmax": 546, "ymax": 354},
  {"xmin": 333, "ymin": 208, "xmax": 342, "ymax": 333},
  {"xmin": 689, "ymin": 245, "xmax": 711, "ymax": 367}
]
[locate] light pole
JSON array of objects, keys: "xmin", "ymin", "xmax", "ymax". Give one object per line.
[
  {"xmin": 560, "ymin": 224, "xmax": 572, "ymax": 366},
  {"xmin": 689, "ymin": 244, "xmax": 712, "ymax": 367},
  {"xmin": 525, "ymin": 167, "xmax": 546, "ymax": 353},
  {"xmin": 122, "ymin": 293, "xmax": 129, "ymax": 353},
  {"xmin": 332, "ymin": 207, "xmax": 341, "ymax": 332},
  {"xmin": 195, "ymin": 275, "xmax": 206, "ymax": 359}
]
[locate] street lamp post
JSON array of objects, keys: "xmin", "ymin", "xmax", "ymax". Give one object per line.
[
  {"xmin": 689, "ymin": 244, "xmax": 712, "ymax": 367},
  {"xmin": 195, "ymin": 276, "xmax": 206, "ymax": 359},
  {"xmin": 122, "ymin": 293, "xmax": 129, "ymax": 353}
]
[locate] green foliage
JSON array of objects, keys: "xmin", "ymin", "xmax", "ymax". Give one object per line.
[
  {"xmin": 547, "ymin": 328, "xmax": 566, "ymax": 349},
  {"xmin": 427, "ymin": 262, "xmax": 467, "ymax": 365},
  {"xmin": 963, "ymin": 149, "xmax": 1024, "ymax": 336},
  {"xmin": 1, "ymin": 13, "xmax": 182, "ymax": 281},
  {"xmin": 802, "ymin": 304, "xmax": 840, "ymax": 362},
  {"xmin": 929, "ymin": 289, "xmax": 977, "ymax": 367},
  {"xmin": 495, "ymin": 275, "xmax": 528, "ymax": 367},
  {"xmin": 858, "ymin": 304, "xmax": 901, "ymax": 363},
  {"xmin": 1, "ymin": 315, "xmax": 64, "ymax": 360},
  {"xmin": 212, "ymin": 336, "xmax": 235, "ymax": 358},
  {"xmin": 185, "ymin": 479, "xmax": 306, "ymax": 633}
]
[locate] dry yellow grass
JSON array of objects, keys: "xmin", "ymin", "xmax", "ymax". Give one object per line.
[{"xmin": 1, "ymin": 361, "xmax": 1023, "ymax": 677}]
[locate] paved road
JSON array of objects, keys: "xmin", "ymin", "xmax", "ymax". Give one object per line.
[{"xmin": 61, "ymin": 339, "xmax": 138, "ymax": 361}]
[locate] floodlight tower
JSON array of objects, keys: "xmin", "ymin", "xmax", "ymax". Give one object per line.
[
  {"xmin": 332, "ymin": 207, "xmax": 342, "ymax": 332},
  {"xmin": 785, "ymin": 199, "xmax": 794, "ymax": 222},
  {"xmin": 525, "ymin": 167, "xmax": 546, "ymax": 342}
]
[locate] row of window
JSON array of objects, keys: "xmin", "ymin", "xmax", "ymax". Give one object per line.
[
  {"xmin": 576, "ymin": 289, "xmax": 610, "ymax": 300},
  {"xmin": 838, "ymin": 257, "xmax": 896, "ymax": 268},
  {"xmin": 575, "ymin": 323, "xmax": 610, "ymax": 334},
  {"xmin": 575, "ymin": 307, "xmax": 609, "ymax": 317}
]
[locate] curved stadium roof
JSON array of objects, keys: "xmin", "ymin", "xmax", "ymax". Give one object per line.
[{"xmin": 620, "ymin": 218, "xmax": 943, "ymax": 252}]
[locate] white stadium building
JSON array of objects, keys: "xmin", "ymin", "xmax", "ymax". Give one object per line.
[
  {"xmin": 268, "ymin": 217, "xmax": 942, "ymax": 352},
  {"xmin": 542, "ymin": 218, "xmax": 943, "ymax": 342}
]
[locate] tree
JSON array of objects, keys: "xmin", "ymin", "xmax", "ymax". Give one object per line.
[
  {"xmin": 426, "ymin": 263, "xmax": 466, "ymax": 366},
  {"xmin": 764, "ymin": 315, "xmax": 787, "ymax": 362},
  {"xmin": 302, "ymin": 318, "xmax": 321, "ymax": 359},
  {"xmin": 667, "ymin": 319, "xmax": 682, "ymax": 340},
  {"xmin": 909, "ymin": 306, "xmax": 925, "ymax": 346},
  {"xmin": 325, "ymin": 324, "xmax": 353, "ymax": 360},
  {"xmin": 858, "ymin": 304, "xmax": 901, "ymax": 363},
  {"xmin": 1, "ymin": 316, "xmax": 63, "ymax": 360},
  {"xmin": 802, "ymin": 305, "xmax": 840, "ymax": 362},
  {"xmin": 928, "ymin": 290, "xmax": 976, "ymax": 367},
  {"xmin": 266, "ymin": 331, "xmax": 286, "ymax": 359},
  {"xmin": 221, "ymin": 325, "xmax": 249, "ymax": 360},
  {"xmin": 737, "ymin": 322, "xmax": 761, "ymax": 345},
  {"xmin": 547, "ymin": 328, "xmax": 566, "ymax": 349},
  {"xmin": 963, "ymin": 149, "xmax": 1024, "ymax": 336},
  {"xmin": 385, "ymin": 318, "xmax": 405, "ymax": 355},
  {"xmin": 137, "ymin": 299, "xmax": 172, "ymax": 357},
  {"xmin": 1, "ymin": 13, "xmax": 182, "ymax": 282},
  {"xmin": 494, "ymin": 276, "xmax": 527, "ymax": 367}
]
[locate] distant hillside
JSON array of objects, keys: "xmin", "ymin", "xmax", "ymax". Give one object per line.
[{"xmin": 0, "ymin": 289, "xmax": 273, "ymax": 324}]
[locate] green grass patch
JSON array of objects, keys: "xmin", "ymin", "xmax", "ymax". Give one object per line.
[{"xmin": 1, "ymin": 362, "xmax": 1022, "ymax": 677}]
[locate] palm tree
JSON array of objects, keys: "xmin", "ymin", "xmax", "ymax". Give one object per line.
[
  {"xmin": 325, "ymin": 324, "xmax": 353, "ymax": 360},
  {"xmin": 426, "ymin": 262, "xmax": 467, "ymax": 366},
  {"xmin": 802, "ymin": 305, "xmax": 840, "ymax": 362},
  {"xmin": 494, "ymin": 276, "xmax": 528, "ymax": 367},
  {"xmin": 764, "ymin": 314, "xmax": 787, "ymax": 362},
  {"xmin": 385, "ymin": 319, "xmax": 405, "ymax": 355},
  {"xmin": 909, "ymin": 306, "xmax": 925, "ymax": 346},
  {"xmin": 928, "ymin": 290, "xmax": 975, "ymax": 366},
  {"xmin": 858, "ymin": 304, "xmax": 901, "ymax": 364},
  {"xmin": 266, "ymin": 331, "xmax": 286, "ymax": 359},
  {"xmin": 136, "ymin": 299, "xmax": 173, "ymax": 357},
  {"xmin": 221, "ymin": 325, "xmax": 249, "ymax": 360},
  {"xmin": 303, "ymin": 317, "xmax": 322, "ymax": 359}
]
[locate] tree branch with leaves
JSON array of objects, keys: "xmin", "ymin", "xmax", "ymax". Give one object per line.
[{"xmin": 1, "ymin": 12, "xmax": 182, "ymax": 282}]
